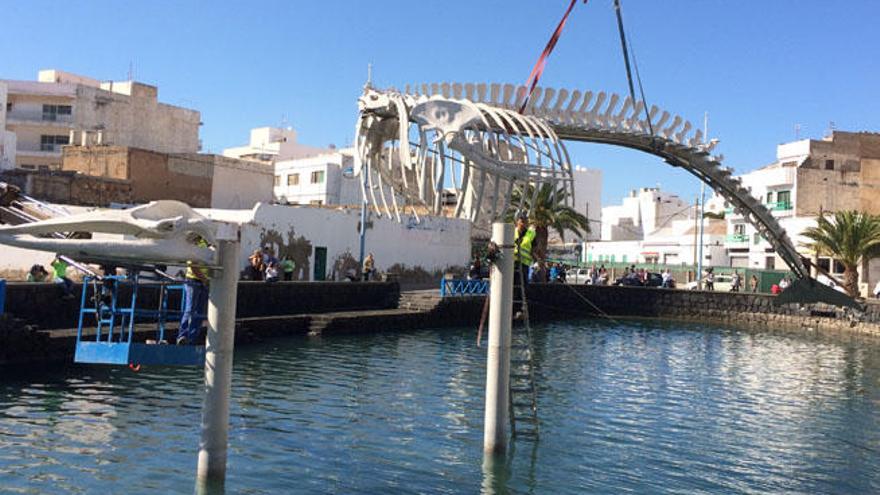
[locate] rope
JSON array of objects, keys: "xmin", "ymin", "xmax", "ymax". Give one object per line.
[
  {"xmin": 519, "ymin": 0, "xmax": 587, "ymax": 114},
  {"xmin": 559, "ymin": 282, "xmax": 623, "ymax": 326}
]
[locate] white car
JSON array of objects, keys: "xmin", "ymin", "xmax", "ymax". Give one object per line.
[
  {"xmin": 566, "ymin": 268, "xmax": 590, "ymax": 284},
  {"xmin": 686, "ymin": 274, "xmax": 735, "ymax": 292}
]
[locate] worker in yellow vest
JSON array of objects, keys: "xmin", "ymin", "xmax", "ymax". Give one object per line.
[
  {"xmin": 178, "ymin": 237, "xmax": 210, "ymax": 345},
  {"xmin": 514, "ymin": 212, "xmax": 537, "ymax": 286}
]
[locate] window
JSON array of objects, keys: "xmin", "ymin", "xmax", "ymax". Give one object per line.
[
  {"xmin": 622, "ymin": 255, "xmax": 627, "ymax": 263},
  {"xmin": 832, "ymin": 260, "xmax": 846, "ymax": 274},
  {"xmin": 5, "ymin": 103, "xmax": 10, "ymax": 112},
  {"xmin": 40, "ymin": 135, "xmax": 69, "ymax": 151},
  {"xmin": 753, "ymin": 232, "xmax": 762, "ymax": 245},
  {"xmin": 734, "ymin": 224, "xmax": 746, "ymax": 236},
  {"xmin": 776, "ymin": 190, "xmax": 791, "ymax": 209},
  {"xmin": 765, "ymin": 191, "xmax": 774, "ymax": 204},
  {"xmin": 37, "ymin": 165, "xmax": 50, "ymax": 172},
  {"xmin": 20, "ymin": 164, "xmax": 36, "ymax": 170},
  {"xmin": 42, "ymin": 104, "xmax": 72, "ymax": 121},
  {"xmin": 817, "ymin": 258, "xmax": 831, "ymax": 273},
  {"xmin": 825, "ymin": 159, "xmax": 834, "ymax": 171},
  {"xmin": 287, "ymin": 173, "xmax": 299, "ymax": 186},
  {"xmin": 310, "ymin": 170, "xmax": 325, "ymax": 184},
  {"xmin": 274, "ymin": 176, "xmax": 281, "ymax": 187}
]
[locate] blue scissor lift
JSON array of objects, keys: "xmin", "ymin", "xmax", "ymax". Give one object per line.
[{"xmin": 75, "ymin": 272, "xmax": 206, "ymax": 366}]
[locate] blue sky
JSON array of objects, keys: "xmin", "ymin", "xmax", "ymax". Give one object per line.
[{"xmin": 2, "ymin": 1, "xmax": 877, "ymax": 205}]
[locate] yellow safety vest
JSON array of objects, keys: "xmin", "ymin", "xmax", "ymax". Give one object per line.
[
  {"xmin": 186, "ymin": 239, "xmax": 210, "ymax": 283},
  {"xmin": 514, "ymin": 228, "xmax": 536, "ymax": 266}
]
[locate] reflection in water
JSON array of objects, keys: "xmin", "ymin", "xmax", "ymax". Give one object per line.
[{"xmin": 1, "ymin": 320, "xmax": 879, "ymax": 493}]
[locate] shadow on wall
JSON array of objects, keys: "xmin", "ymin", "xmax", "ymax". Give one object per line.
[
  {"xmin": 331, "ymin": 250, "xmax": 360, "ymax": 281},
  {"xmin": 260, "ymin": 228, "xmax": 312, "ymax": 280}
]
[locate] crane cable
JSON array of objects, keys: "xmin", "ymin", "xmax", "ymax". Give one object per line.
[{"xmin": 613, "ymin": 0, "xmax": 655, "ymax": 141}]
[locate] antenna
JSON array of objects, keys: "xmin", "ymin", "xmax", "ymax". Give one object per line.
[
  {"xmin": 128, "ymin": 61, "xmax": 133, "ymax": 81},
  {"xmin": 365, "ymin": 63, "xmax": 373, "ymax": 89}
]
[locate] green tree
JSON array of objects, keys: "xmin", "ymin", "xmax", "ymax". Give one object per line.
[
  {"xmin": 507, "ymin": 183, "xmax": 590, "ymax": 262},
  {"xmin": 801, "ymin": 210, "xmax": 880, "ymax": 296}
]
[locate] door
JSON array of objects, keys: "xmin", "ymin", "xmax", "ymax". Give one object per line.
[{"xmin": 313, "ymin": 247, "xmax": 327, "ymax": 281}]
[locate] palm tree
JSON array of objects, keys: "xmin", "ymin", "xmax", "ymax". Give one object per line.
[
  {"xmin": 507, "ymin": 182, "xmax": 590, "ymax": 262},
  {"xmin": 801, "ymin": 210, "xmax": 880, "ymax": 296}
]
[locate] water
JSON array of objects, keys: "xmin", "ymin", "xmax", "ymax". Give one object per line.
[{"xmin": 2, "ymin": 319, "xmax": 880, "ymax": 494}]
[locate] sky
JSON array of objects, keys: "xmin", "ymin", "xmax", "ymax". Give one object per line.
[{"xmin": 2, "ymin": 0, "xmax": 878, "ymax": 206}]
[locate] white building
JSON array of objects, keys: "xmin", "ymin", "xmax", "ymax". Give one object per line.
[
  {"xmin": 273, "ymin": 147, "xmax": 361, "ymax": 207},
  {"xmin": 582, "ymin": 186, "xmax": 728, "ymax": 267},
  {"xmin": 600, "ymin": 187, "xmax": 691, "ymax": 241},
  {"xmin": 570, "ymin": 166, "xmax": 602, "ymax": 241},
  {"xmin": 222, "ymin": 126, "xmax": 328, "ymax": 165},
  {"xmin": 0, "ymin": 69, "xmax": 200, "ymax": 171}
]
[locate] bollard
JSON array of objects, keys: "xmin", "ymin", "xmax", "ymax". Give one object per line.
[{"xmin": 483, "ymin": 222, "xmax": 513, "ymax": 453}]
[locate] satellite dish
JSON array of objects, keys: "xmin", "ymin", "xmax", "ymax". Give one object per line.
[{"xmin": 342, "ymin": 166, "xmax": 355, "ymax": 179}]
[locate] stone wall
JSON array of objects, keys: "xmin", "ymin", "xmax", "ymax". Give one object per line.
[
  {"xmin": 3, "ymin": 280, "xmax": 400, "ymax": 330},
  {"xmin": 526, "ymin": 284, "xmax": 880, "ymax": 336}
]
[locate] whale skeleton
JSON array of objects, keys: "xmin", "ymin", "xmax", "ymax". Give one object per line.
[
  {"xmin": 355, "ymin": 82, "xmax": 858, "ymax": 308},
  {"xmin": 0, "ymin": 201, "xmax": 244, "ymax": 267}
]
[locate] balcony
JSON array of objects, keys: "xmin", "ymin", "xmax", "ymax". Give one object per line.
[
  {"xmin": 767, "ymin": 201, "xmax": 792, "ymax": 211},
  {"xmin": 6, "ymin": 110, "xmax": 74, "ymax": 127},
  {"xmin": 726, "ymin": 234, "xmax": 749, "ymax": 244}
]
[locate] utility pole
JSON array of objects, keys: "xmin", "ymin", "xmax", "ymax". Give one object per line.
[{"xmin": 696, "ymin": 112, "xmax": 708, "ymax": 289}]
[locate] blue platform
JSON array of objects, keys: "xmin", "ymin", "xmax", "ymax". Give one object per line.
[
  {"xmin": 75, "ymin": 341, "xmax": 206, "ymax": 366},
  {"xmin": 75, "ymin": 273, "xmax": 206, "ymax": 367}
]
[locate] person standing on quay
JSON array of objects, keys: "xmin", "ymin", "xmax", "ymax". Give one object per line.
[
  {"xmin": 281, "ymin": 256, "xmax": 295, "ymax": 281},
  {"xmin": 51, "ymin": 255, "xmax": 74, "ymax": 298},
  {"xmin": 749, "ymin": 274, "xmax": 759, "ymax": 292},
  {"xmin": 363, "ymin": 253, "xmax": 375, "ymax": 281}
]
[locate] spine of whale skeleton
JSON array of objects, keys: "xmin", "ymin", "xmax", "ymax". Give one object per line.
[{"xmin": 356, "ymin": 82, "xmax": 813, "ymax": 286}]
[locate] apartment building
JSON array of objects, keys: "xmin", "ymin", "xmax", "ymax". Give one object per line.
[
  {"xmin": 0, "ymin": 69, "xmax": 200, "ymax": 171},
  {"xmin": 720, "ymin": 131, "xmax": 880, "ymax": 285},
  {"xmin": 273, "ymin": 147, "xmax": 361, "ymax": 207}
]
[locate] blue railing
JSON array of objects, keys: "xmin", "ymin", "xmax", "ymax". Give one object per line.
[{"xmin": 440, "ymin": 279, "xmax": 489, "ymax": 297}]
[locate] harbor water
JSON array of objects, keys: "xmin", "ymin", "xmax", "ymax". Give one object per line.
[{"xmin": 2, "ymin": 319, "xmax": 879, "ymax": 493}]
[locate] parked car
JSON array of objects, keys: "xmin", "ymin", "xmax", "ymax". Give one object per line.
[
  {"xmin": 566, "ymin": 268, "xmax": 590, "ymax": 284},
  {"xmin": 685, "ymin": 274, "xmax": 734, "ymax": 292},
  {"xmin": 613, "ymin": 272, "xmax": 664, "ymax": 288}
]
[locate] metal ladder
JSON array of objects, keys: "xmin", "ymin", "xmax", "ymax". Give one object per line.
[{"xmin": 508, "ymin": 264, "xmax": 539, "ymax": 439}]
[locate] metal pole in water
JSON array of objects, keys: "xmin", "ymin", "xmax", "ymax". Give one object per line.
[
  {"xmin": 484, "ymin": 222, "xmax": 513, "ymax": 454},
  {"xmin": 196, "ymin": 239, "xmax": 241, "ymax": 490}
]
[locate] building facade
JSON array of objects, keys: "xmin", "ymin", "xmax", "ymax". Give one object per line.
[
  {"xmin": 718, "ymin": 131, "xmax": 880, "ymax": 289},
  {"xmin": 570, "ymin": 166, "xmax": 602, "ymax": 241},
  {"xmin": 11, "ymin": 145, "xmax": 275, "ymax": 209},
  {"xmin": 273, "ymin": 148, "xmax": 361, "ymax": 207},
  {"xmin": 222, "ymin": 126, "xmax": 328, "ymax": 165},
  {"xmin": 0, "ymin": 69, "xmax": 200, "ymax": 171}
]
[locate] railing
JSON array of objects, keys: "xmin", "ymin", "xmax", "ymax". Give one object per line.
[
  {"xmin": 7, "ymin": 110, "xmax": 74, "ymax": 124},
  {"xmin": 767, "ymin": 201, "xmax": 792, "ymax": 211},
  {"xmin": 440, "ymin": 278, "xmax": 489, "ymax": 297},
  {"xmin": 726, "ymin": 234, "xmax": 749, "ymax": 243}
]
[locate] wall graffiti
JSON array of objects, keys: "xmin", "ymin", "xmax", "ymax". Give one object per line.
[{"xmin": 259, "ymin": 228, "xmax": 312, "ymax": 281}]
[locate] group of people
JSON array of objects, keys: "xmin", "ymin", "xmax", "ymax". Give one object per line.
[
  {"xmin": 26, "ymin": 256, "xmax": 75, "ymax": 298},
  {"xmin": 242, "ymin": 245, "xmax": 296, "ymax": 282}
]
